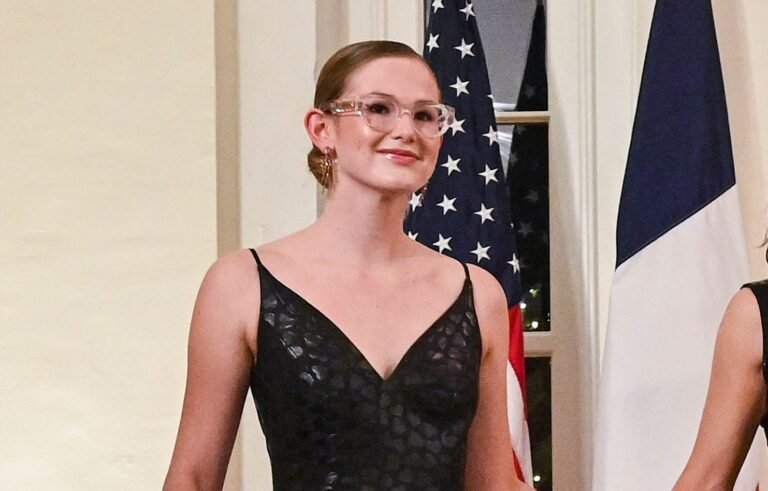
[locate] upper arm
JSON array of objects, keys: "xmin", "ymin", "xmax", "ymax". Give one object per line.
[
  {"xmin": 164, "ymin": 250, "xmax": 259, "ymax": 490},
  {"xmin": 464, "ymin": 265, "xmax": 527, "ymax": 490},
  {"xmin": 674, "ymin": 288, "xmax": 766, "ymax": 490}
]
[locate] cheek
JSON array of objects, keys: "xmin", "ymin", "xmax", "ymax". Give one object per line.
[{"xmin": 423, "ymin": 139, "xmax": 442, "ymax": 163}]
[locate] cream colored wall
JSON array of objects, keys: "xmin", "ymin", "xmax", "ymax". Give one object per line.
[
  {"xmin": 715, "ymin": 0, "xmax": 768, "ymax": 279},
  {"xmin": 0, "ymin": 2, "xmax": 216, "ymax": 489}
]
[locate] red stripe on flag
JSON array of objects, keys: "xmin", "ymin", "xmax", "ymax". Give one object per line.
[
  {"xmin": 508, "ymin": 305, "xmax": 526, "ymax": 407},
  {"xmin": 513, "ymin": 452, "xmax": 525, "ymax": 482}
]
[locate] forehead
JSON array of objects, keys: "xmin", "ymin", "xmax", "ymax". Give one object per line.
[{"xmin": 342, "ymin": 56, "xmax": 440, "ymax": 102}]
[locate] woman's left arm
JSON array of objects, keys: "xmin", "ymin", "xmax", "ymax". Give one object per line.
[
  {"xmin": 673, "ymin": 288, "xmax": 766, "ymax": 490},
  {"xmin": 465, "ymin": 266, "xmax": 534, "ymax": 491}
]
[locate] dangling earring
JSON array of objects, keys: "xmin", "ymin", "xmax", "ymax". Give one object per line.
[
  {"xmin": 417, "ymin": 182, "xmax": 429, "ymax": 205},
  {"xmin": 321, "ymin": 147, "xmax": 335, "ymax": 191}
]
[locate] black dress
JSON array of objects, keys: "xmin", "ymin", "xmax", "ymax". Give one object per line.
[
  {"xmin": 248, "ymin": 249, "xmax": 482, "ymax": 491},
  {"xmin": 741, "ymin": 280, "xmax": 768, "ymax": 436}
]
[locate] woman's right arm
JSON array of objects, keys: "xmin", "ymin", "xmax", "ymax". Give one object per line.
[
  {"xmin": 163, "ymin": 251, "xmax": 259, "ymax": 490},
  {"xmin": 673, "ymin": 288, "xmax": 766, "ymax": 490}
]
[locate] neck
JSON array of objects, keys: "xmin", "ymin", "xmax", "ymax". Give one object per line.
[{"xmin": 309, "ymin": 186, "xmax": 412, "ymax": 264}]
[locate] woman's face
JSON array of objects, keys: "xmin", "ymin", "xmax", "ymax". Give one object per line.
[{"xmin": 329, "ymin": 56, "xmax": 443, "ymax": 196}]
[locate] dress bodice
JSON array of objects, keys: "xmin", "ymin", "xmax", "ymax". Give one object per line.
[{"xmin": 249, "ymin": 249, "xmax": 482, "ymax": 490}]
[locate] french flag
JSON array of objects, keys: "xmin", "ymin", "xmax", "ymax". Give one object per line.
[{"xmin": 593, "ymin": 0, "xmax": 761, "ymax": 489}]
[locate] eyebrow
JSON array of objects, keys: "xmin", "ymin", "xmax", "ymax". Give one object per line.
[{"xmin": 366, "ymin": 92, "xmax": 441, "ymax": 105}]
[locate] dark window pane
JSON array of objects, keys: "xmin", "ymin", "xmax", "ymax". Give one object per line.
[
  {"xmin": 526, "ymin": 356, "xmax": 552, "ymax": 490},
  {"xmin": 503, "ymin": 123, "xmax": 549, "ymax": 332}
]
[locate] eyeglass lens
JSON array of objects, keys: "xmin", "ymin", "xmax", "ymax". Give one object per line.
[{"xmin": 359, "ymin": 96, "xmax": 447, "ymax": 137}]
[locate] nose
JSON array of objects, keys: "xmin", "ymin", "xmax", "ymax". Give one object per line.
[{"xmin": 390, "ymin": 109, "xmax": 417, "ymax": 141}]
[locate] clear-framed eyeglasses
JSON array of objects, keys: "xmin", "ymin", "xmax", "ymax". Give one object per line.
[{"xmin": 321, "ymin": 94, "xmax": 456, "ymax": 138}]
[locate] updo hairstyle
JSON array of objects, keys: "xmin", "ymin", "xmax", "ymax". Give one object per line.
[{"xmin": 308, "ymin": 41, "xmax": 434, "ymax": 190}]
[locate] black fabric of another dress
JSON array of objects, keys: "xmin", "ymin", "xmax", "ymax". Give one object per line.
[
  {"xmin": 741, "ymin": 280, "xmax": 768, "ymax": 439},
  {"xmin": 248, "ymin": 249, "xmax": 482, "ymax": 491}
]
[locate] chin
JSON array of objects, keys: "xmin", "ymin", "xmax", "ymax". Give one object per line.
[
  {"xmin": 375, "ymin": 170, "xmax": 429, "ymax": 193},
  {"xmin": 375, "ymin": 177, "xmax": 423, "ymax": 195}
]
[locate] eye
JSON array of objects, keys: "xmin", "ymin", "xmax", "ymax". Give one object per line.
[
  {"xmin": 414, "ymin": 108, "xmax": 439, "ymax": 122},
  {"xmin": 364, "ymin": 102, "xmax": 392, "ymax": 115}
]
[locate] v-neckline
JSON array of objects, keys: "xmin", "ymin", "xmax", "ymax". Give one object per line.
[{"xmin": 257, "ymin": 261, "xmax": 469, "ymax": 382}]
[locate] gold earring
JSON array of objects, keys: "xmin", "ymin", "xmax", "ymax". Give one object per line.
[{"xmin": 321, "ymin": 147, "xmax": 335, "ymax": 190}]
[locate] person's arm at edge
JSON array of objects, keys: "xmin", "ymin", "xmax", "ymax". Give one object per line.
[
  {"xmin": 673, "ymin": 288, "xmax": 766, "ymax": 490},
  {"xmin": 464, "ymin": 265, "xmax": 534, "ymax": 491},
  {"xmin": 163, "ymin": 250, "xmax": 259, "ymax": 490}
]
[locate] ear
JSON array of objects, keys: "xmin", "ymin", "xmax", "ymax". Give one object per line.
[{"xmin": 304, "ymin": 108, "xmax": 335, "ymax": 150}]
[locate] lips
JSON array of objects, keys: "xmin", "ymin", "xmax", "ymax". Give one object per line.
[{"xmin": 379, "ymin": 148, "xmax": 420, "ymax": 164}]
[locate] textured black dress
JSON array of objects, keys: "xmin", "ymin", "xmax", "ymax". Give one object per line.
[
  {"xmin": 248, "ymin": 249, "xmax": 482, "ymax": 491},
  {"xmin": 741, "ymin": 280, "xmax": 768, "ymax": 437}
]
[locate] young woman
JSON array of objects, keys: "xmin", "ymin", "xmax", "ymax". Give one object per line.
[
  {"xmin": 674, "ymin": 278, "xmax": 768, "ymax": 490},
  {"xmin": 164, "ymin": 41, "xmax": 532, "ymax": 491}
]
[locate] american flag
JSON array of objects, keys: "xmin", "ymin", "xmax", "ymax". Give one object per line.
[{"xmin": 404, "ymin": 0, "xmax": 531, "ymax": 482}]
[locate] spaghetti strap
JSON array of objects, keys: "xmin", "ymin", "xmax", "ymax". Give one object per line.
[
  {"xmin": 459, "ymin": 261, "xmax": 471, "ymax": 282},
  {"xmin": 249, "ymin": 248, "xmax": 262, "ymax": 266}
]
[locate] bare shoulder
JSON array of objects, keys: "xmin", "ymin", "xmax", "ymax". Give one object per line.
[
  {"xmin": 199, "ymin": 248, "xmax": 260, "ymax": 301},
  {"xmin": 716, "ymin": 287, "xmax": 762, "ymax": 363},
  {"xmin": 193, "ymin": 249, "xmax": 261, "ymax": 348},
  {"xmin": 403, "ymin": 239, "xmax": 469, "ymax": 283},
  {"xmin": 465, "ymin": 264, "xmax": 509, "ymax": 354},
  {"xmin": 725, "ymin": 287, "xmax": 761, "ymax": 324},
  {"xmin": 465, "ymin": 263, "xmax": 503, "ymax": 289},
  {"xmin": 465, "ymin": 264, "xmax": 507, "ymax": 311}
]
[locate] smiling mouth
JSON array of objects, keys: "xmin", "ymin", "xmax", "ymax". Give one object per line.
[{"xmin": 379, "ymin": 149, "xmax": 420, "ymax": 162}]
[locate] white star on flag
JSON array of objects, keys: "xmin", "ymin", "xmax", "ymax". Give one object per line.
[
  {"xmin": 441, "ymin": 155, "xmax": 461, "ymax": 175},
  {"xmin": 483, "ymin": 126, "xmax": 499, "ymax": 146},
  {"xmin": 508, "ymin": 254, "xmax": 520, "ymax": 273},
  {"xmin": 449, "ymin": 77, "xmax": 469, "ymax": 96},
  {"xmin": 518, "ymin": 222, "xmax": 533, "ymax": 237},
  {"xmin": 426, "ymin": 33, "xmax": 440, "ymax": 53},
  {"xmin": 478, "ymin": 165, "xmax": 499, "ymax": 185},
  {"xmin": 431, "ymin": 0, "xmax": 444, "ymax": 13},
  {"xmin": 407, "ymin": 231, "xmax": 419, "ymax": 240},
  {"xmin": 436, "ymin": 194, "xmax": 457, "ymax": 215},
  {"xmin": 474, "ymin": 203, "xmax": 495, "ymax": 223},
  {"xmin": 448, "ymin": 118, "xmax": 466, "ymax": 135},
  {"xmin": 459, "ymin": 2, "xmax": 476, "ymax": 20},
  {"xmin": 471, "ymin": 242, "xmax": 491, "ymax": 262},
  {"xmin": 432, "ymin": 234, "xmax": 452, "ymax": 253},
  {"xmin": 409, "ymin": 192, "xmax": 422, "ymax": 211},
  {"xmin": 454, "ymin": 38, "xmax": 475, "ymax": 59}
]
